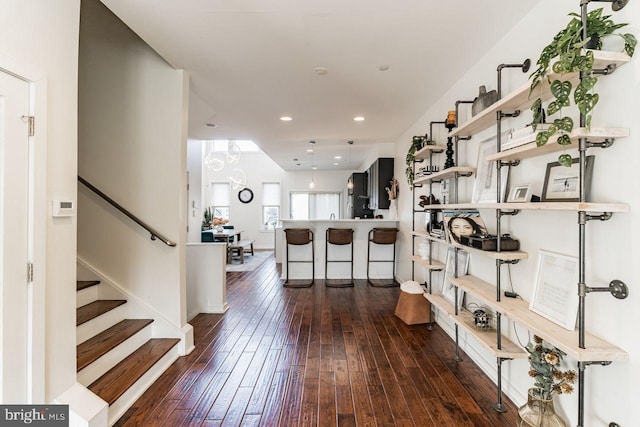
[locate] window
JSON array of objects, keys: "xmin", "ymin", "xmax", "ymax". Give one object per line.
[
  {"xmin": 290, "ymin": 192, "xmax": 341, "ymax": 220},
  {"xmin": 211, "ymin": 182, "xmax": 230, "ymax": 220},
  {"xmin": 262, "ymin": 182, "xmax": 281, "ymax": 230}
]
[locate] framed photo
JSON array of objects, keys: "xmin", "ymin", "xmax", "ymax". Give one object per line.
[
  {"xmin": 542, "ymin": 156, "xmax": 595, "ymax": 202},
  {"xmin": 507, "ymin": 184, "xmax": 532, "ymax": 203},
  {"xmin": 471, "ymin": 135, "xmax": 509, "ymax": 203},
  {"xmin": 441, "ymin": 248, "xmax": 469, "ymax": 309},
  {"xmin": 442, "ymin": 209, "xmax": 488, "ymax": 244},
  {"xmin": 529, "ymin": 250, "xmax": 579, "ymax": 330}
]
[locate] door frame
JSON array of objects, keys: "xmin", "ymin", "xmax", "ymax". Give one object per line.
[{"xmin": 1, "ymin": 57, "xmax": 47, "ymax": 403}]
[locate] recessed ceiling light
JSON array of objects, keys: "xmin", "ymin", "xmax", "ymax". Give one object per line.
[
  {"xmin": 314, "ymin": 67, "xmax": 328, "ymax": 75},
  {"xmin": 312, "ymin": 166, "xmax": 318, "ymax": 170},
  {"xmin": 378, "ymin": 65, "xmax": 390, "ymax": 71},
  {"xmin": 354, "ymin": 116, "xmax": 365, "ymax": 122},
  {"xmin": 333, "ymin": 162, "xmax": 339, "ymax": 166},
  {"xmin": 334, "ymin": 156, "xmax": 342, "ymax": 160},
  {"xmin": 280, "ymin": 116, "xmax": 292, "ymax": 121},
  {"xmin": 306, "ymin": 149, "xmax": 313, "ymax": 153},
  {"xmin": 205, "ymin": 123, "xmax": 217, "ymax": 128}
]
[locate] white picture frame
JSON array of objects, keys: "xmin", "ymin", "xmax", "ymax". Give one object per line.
[
  {"xmin": 529, "ymin": 250, "xmax": 579, "ymax": 331},
  {"xmin": 442, "ymin": 248, "xmax": 470, "ymax": 309},
  {"xmin": 471, "ymin": 135, "xmax": 509, "ymax": 203},
  {"xmin": 507, "ymin": 184, "xmax": 532, "ymax": 203}
]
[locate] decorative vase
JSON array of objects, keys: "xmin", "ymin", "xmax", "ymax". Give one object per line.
[
  {"xmin": 388, "ymin": 199, "xmax": 398, "ymax": 220},
  {"xmin": 216, "ymin": 225, "xmax": 224, "ymax": 232},
  {"xmin": 516, "ymin": 389, "xmax": 567, "ymax": 427},
  {"xmin": 418, "ymin": 242, "xmax": 430, "ymax": 260}
]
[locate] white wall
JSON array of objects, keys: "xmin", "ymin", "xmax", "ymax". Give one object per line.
[
  {"xmin": 187, "ymin": 138, "xmax": 203, "ymax": 243},
  {"xmin": 77, "ymin": 0, "xmax": 189, "ymax": 328},
  {"xmin": 394, "ymin": 1, "xmax": 640, "ymax": 425},
  {"xmin": 0, "ymin": 0, "xmax": 81, "ymax": 403}
]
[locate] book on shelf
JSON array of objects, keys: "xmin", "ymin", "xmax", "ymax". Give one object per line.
[{"xmin": 502, "ymin": 124, "xmax": 550, "ymax": 151}]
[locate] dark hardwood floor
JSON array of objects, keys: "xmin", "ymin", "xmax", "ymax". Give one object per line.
[{"xmin": 115, "ymin": 253, "xmax": 518, "ymax": 426}]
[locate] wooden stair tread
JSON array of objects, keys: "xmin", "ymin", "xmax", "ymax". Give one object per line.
[
  {"xmin": 77, "ymin": 280, "xmax": 100, "ymax": 291},
  {"xmin": 77, "ymin": 319, "xmax": 153, "ymax": 371},
  {"xmin": 89, "ymin": 338, "xmax": 180, "ymax": 405},
  {"xmin": 77, "ymin": 300, "xmax": 127, "ymax": 326}
]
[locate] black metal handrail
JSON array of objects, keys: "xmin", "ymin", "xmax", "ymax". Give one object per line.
[{"xmin": 78, "ymin": 176, "xmax": 177, "ymax": 247}]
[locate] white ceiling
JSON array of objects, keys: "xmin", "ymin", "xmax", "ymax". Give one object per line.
[{"xmin": 100, "ymin": 0, "xmax": 541, "ymax": 171}]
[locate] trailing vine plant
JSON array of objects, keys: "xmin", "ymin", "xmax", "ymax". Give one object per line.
[
  {"xmin": 405, "ymin": 135, "xmax": 425, "ymax": 187},
  {"xmin": 529, "ymin": 8, "xmax": 636, "ymax": 166}
]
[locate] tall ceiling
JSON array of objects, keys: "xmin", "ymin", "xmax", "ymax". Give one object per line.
[{"xmin": 100, "ymin": 0, "xmax": 541, "ymax": 171}]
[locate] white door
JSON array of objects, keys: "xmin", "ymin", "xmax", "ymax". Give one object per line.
[{"xmin": 0, "ymin": 70, "xmax": 31, "ymax": 403}]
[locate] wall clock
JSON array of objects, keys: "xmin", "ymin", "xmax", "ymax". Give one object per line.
[{"xmin": 238, "ymin": 188, "xmax": 254, "ymax": 204}]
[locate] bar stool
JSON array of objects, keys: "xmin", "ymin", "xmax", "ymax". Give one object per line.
[
  {"xmin": 325, "ymin": 228, "xmax": 355, "ymax": 288},
  {"xmin": 284, "ymin": 228, "xmax": 314, "ymax": 288},
  {"xmin": 367, "ymin": 227, "xmax": 399, "ymax": 287}
]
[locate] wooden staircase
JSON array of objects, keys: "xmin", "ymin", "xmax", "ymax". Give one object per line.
[{"xmin": 76, "ymin": 280, "xmax": 180, "ymax": 424}]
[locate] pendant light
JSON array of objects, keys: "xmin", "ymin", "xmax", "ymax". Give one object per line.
[
  {"xmin": 347, "ymin": 140, "xmax": 354, "ymax": 189},
  {"xmin": 308, "ymin": 140, "xmax": 316, "ymax": 189}
]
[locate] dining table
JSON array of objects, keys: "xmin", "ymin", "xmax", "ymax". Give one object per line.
[{"xmin": 202, "ymin": 228, "xmax": 243, "ymax": 243}]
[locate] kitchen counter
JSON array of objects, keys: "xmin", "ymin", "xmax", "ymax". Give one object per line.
[{"xmin": 275, "ymin": 219, "xmax": 400, "ymax": 280}]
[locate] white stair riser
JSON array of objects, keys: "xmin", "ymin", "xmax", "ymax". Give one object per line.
[
  {"xmin": 77, "ymin": 305, "xmax": 127, "ymax": 345},
  {"xmin": 77, "ymin": 286, "xmax": 99, "ymax": 308},
  {"xmin": 107, "ymin": 345, "xmax": 179, "ymax": 426},
  {"xmin": 77, "ymin": 325, "xmax": 152, "ymax": 387}
]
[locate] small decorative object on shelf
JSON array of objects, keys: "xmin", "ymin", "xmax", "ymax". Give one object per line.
[
  {"xmin": 466, "ymin": 302, "xmax": 495, "ymax": 331},
  {"xmin": 444, "ymin": 110, "xmax": 456, "ymax": 169},
  {"xmin": 517, "ymin": 335, "xmax": 575, "ymax": 427},
  {"xmin": 471, "ymin": 85, "xmax": 498, "ymax": 116},
  {"xmin": 418, "ymin": 242, "xmax": 430, "ymax": 260}
]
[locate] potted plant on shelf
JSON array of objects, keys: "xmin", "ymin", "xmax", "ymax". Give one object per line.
[
  {"xmin": 529, "ymin": 8, "xmax": 636, "ymax": 166},
  {"xmin": 517, "ymin": 335, "xmax": 577, "ymax": 426}
]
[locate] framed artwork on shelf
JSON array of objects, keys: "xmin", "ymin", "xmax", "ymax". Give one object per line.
[
  {"xmin": 507, "ymin": 184, "xmax": 532, "ymax": 203},
  {"xmin": 529, "ymin": 250, "xmax": 579, "ymax": 331},
  {"xmin": 441, "ymin": 248, "xmax": 470, "ymax": 310},
  {"xmin": 442, "ymin": 209, "xmax": 488, "ymax": 244},
  {"xmin": 541, "ymin": 156, "xmax": 595, "ymax": 202},
  {"xmin": 471, "ymin": 135, "xmax": 509, "ymax": 203}
]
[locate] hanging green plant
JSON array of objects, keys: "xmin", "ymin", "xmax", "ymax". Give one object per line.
[
  {"xmin": 405, "ymin": 135, "xmax": 425, "ymax": 187},
  {"xmin": 529, "ymin": 8, "xmax": 636, "ymax": 166}
]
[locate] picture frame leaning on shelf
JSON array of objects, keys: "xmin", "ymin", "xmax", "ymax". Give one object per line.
[
  {"xmin": 441, "ymin": 248, "xmax": 470, "ymax": 310},
  {"xmin": 529, "ymin": 250, "xmax": 579, "ymax": 331},
  {"xmin": 471, "ymin": 133, "xmax": 510, "ymax": 203},
  {"xmin": 541, "ymin": 156, "xmax": 595, "ymax": 202}
]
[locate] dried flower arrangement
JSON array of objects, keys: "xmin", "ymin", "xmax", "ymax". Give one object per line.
[
  {"xmin": 526, "ymin": 335, "xmax": 577, "ymax": 400},
  {"xmin": 212, "ymin": 216, "xmax": 229, "ymax": 226}
]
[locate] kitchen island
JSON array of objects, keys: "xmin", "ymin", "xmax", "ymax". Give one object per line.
[{"xmin": 276, "ymin": 219, "xmax": 400, "ymax": 280}]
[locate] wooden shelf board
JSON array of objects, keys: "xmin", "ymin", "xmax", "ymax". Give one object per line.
[
  {"xmin": 487, "ymin": 127, "xmax": 629, "ymax": 163},
  {"xmin": 413, "ymin": 166, "xmax": 476, "ymax": 185},
  {"xmin": 411, "ymin": 255, "xmax": 444, "ymax": 270},
  {"xmin": 415, "ymin": 144, "xmax": 446, "ymax": 159},
  {"xmin": 451, "ymin": 242, "xmax": 528, "ymax": 260},
  {"xmin": 410, "ymin": 231, "xmax": 528, "ymax": 260},
  {"xmin": 440, "ymin": 202, "xmax": 629, "ymax": 213},
  {"xmin": 449, "ymin": 51, "xmax": 630, "ymax": 138},
  {"xmin": 450, "ymin": 275, "xmax": 628, "ymax": 362},
  {"xmin": 424, "ymin": 293, "xmax": 527, "ymax": 359}
]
